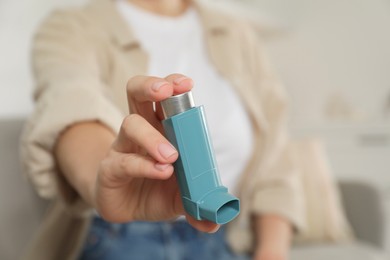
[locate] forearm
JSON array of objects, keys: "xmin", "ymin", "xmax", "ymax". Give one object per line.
[
  {"xmin": 254, "ymin": 214, "xmax": 292, "ymax": 259},
  {"xmin": 54, "ymin": 121, "xmax": 116, "ymax": 207}
]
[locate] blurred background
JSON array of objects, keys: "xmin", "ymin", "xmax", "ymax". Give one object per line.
[
  {"xmin": 1, "ymin": 0, "xmax": 390, "ymax": 184},
  {"xmin": 0, "ymin": 0, "xmax": 389, "ymax": 259}
]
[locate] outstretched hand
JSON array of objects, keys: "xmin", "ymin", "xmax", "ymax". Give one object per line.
[{"xmin": 93, "ymin": 74, "xmax": 219, "ymax": 233}]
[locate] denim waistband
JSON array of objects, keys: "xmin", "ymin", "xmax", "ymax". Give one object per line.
[{"xmin": 78, "ymin": 216, "xmax": 248, "ymax": 260}]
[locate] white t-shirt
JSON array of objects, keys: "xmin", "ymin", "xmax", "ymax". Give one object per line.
[{"xmin": 116, "ymin": 0, "xmax": 253, "ymax": 194}]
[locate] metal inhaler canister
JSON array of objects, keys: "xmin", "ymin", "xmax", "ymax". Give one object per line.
[{"xmin": 160, "ymin": 91, "xmax": 240, "ymax": 224}]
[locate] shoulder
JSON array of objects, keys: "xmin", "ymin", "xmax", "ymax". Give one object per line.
[
  {"xmin": 38, "ymin": 8, "xmax": 87, "ymax": 30},
  {"xmin": 34, "ymin": 3, "xmax": 103, "ymax": 41}
]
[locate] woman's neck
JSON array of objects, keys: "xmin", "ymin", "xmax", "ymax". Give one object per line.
[{"xmin": 126, "ymin": 0, "xmax": 190, "ymax": 17}]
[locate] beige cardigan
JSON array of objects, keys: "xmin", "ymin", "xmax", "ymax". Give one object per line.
[{"xmin": 21, "ymin": 0, "xmax": 306, "ymax": 258}]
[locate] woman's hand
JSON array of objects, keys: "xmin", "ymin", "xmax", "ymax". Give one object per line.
[{"xmin": 93, "ymin": 74, "xmax": 219, "ymax": 232}]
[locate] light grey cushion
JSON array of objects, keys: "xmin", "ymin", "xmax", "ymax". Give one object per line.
[
  {"xmin": 291, "ymin": 242, "xmax": 388, "ymax": 260},
  {"xmin": 339, "ymin": 180, "xmax": 386, "ymax": 248},
  {"xmin": 0, "ymin": 118, "xmax": 48, "ymax": 260},
  {"xmin": 1, "ymin": 118, "xmax": 389, "ymax": 260}
]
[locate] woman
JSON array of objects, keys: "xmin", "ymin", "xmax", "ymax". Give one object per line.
[{"xmin": 21, "ymin": 0, "xmax": 304, "ymax": 259}]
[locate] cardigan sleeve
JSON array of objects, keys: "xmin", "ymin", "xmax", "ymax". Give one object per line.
[
  {"xmin": 243, "ymin": 23, "xmax": 306, "ymax": 232},
  {"xmin": 20, "ymin": 10, "xmax": 124, "ymax": 214}
]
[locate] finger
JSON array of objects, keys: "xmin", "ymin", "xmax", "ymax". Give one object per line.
[
  {"xmin": 172, "ymin": 181, "xmax": 185, "ymax": 215},
  {"xmin": 100, "ymin": 151, "xmax": 174, "ymax": 184},
  {"xmin": 155, "ymin": 102, "xmax": 165, "ymax": 121},
  {"xmin": 127, "ymin": 75, "xmax": 174, "ymax": 104},
  {"xmin": 113, "ymin": 114, "xmax": 178, "ymax": 163},
  {"xmin": 155, "ymin": 74, "xmax": 194, "ymax": 121},
  {"xmin": 126, "ymin": 76, "xmax": 175, "ymax": 125},
  {"xmin": 164, "ymin": 74, "xmax": 194, "ymax": 95},
  {"xmin": 186, "ymin": 215, "xmax": 221, "ymax": 233}
]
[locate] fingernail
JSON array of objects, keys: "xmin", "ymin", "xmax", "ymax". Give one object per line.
[
  {"xmin": 209, "ymin": 225, "xmax": 220, "ymax": 233},
  {"xmin": 155, "ymin": 163, "xmax": 171, "ymax": 171},
  {"xmin": 158, "ymin": 143, "xmax": 177, "ymax": 159},
  {"xmin": 173, "ymin": 77, "xmax": 193, "ymax": 87},
  {"xmin": 152, "ymin": 81, "xmax": 169, "ymax": 91}
]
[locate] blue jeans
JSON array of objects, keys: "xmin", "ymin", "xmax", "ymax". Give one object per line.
[{"xmin": 79, "ymin": 216, "xmax": 249, "ymax": 260}]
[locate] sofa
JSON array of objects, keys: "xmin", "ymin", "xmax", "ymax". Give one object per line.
[{"xmin": 0, "ymin": 118, "xmax": 388, "ymax": 260}]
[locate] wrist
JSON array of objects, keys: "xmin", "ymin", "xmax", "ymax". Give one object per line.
[{"xmin": 253, "ymin": 247, "xmax": 288, "ymax": 260}]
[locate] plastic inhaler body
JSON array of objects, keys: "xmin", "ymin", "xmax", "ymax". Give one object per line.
[{"xmin": 161, "ymin": 91, "xmax": 240, "ymax": 224}]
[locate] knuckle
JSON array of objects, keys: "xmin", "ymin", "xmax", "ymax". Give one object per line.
[
  {"xmin": 99, "ymin": 158, "xmax": 111, "ymax": 175},
  {"xmin": 121, "ymin": 154, "xmax": 149, "ymax": 176},
  {"xmin": 126, "ymin": 75, "xmax": 140, "ymax": 92},
  {"xmin": 118, "ymin": 156, "xmax": 128, "ymax": 173},
  {"xmin": 127, "ymin": 76, "xmax": 159, "ymax": 94},
  {"xmin": 131, "ymin": 154, "xmax": 147, "ymax": 174},
  {"xmin": 166, "ymin": 73, "xmax": 184, "ymax": 79},
  {"xmin": 98, "ymin": 158, "xmax": 115, "ymax": 183},
  {"xmin": 121, "ymin": 114, "xmax": 142, "ymax": 133},
  {"xmin": 145, "ymin": 76, "xmax": 156, "ymax": 86},
  {"xmin": 118, "ymin": 154, "xmax": 133, "ymax": 172}
]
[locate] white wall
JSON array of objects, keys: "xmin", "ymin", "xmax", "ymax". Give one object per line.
[
  {"xmin": 255, "ymin": 0, "xmax": 390, "ymax": 127},
  {"xmin": 210, "ymin": 0, "xmax": 390, "ymax": 186},
  {"xmin": 0, "ymin": 0, "xmax": 87, "ymax": 118},
  {"xmin": 1, "ymin": 0, "xmax": 389, "ymax": 124}
]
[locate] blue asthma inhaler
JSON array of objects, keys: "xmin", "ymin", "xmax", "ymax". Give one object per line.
[{"xmin": 161, "ymin": 91, "xmax": 240, "ymax": 224}]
